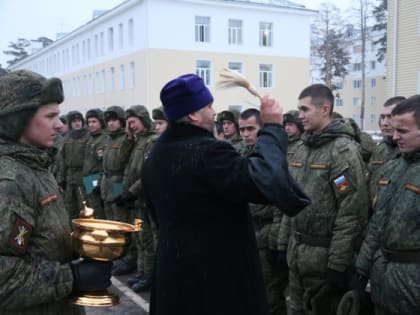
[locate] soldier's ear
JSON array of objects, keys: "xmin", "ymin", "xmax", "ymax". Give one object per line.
[{"xmin": 321, "ymin": 102, "xmax": 332, "ymax": 117}]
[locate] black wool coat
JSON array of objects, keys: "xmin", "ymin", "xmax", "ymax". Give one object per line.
[{"xmin": 141, "ymin": 122, "xmax": 310, "ymax": 315}]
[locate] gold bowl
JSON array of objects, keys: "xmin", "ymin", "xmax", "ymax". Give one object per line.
[
  {"xmin": 71, "ymin": 217, "xmax": 142, "ymax": 307},
  {"xmin": 71, "ymin": 218, "xmax": 142, "ymax": 261}
]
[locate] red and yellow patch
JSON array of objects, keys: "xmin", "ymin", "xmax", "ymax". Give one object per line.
[
  {"xmin": 10, "ymin": 217, "xmax": 33, "ymax": 250},
  {"xmin": 334, "ymin": 175, "xmax": 350, "ymax": 193}
]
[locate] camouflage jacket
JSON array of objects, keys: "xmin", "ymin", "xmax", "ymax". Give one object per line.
[
  {"xmin": 367, "ymin": 139, "xmax": 400, "ymax": 201},
  {"xmin": 82, "ymin": 129, "xmax": 107, "ymax": 177},
  {"xmin": 122, "ymin": 131, "xmax": 155, "ymax": 196},
  {"xmin": 287, "ymin": 135, "xmax": 302, "ymax": 160},
  {"xmin": 356, "ymin": 152, "xmax": 420, "ymax": 315},
  {"xmin": 100, "ymin": 129, "xmax": 133, "ymax": 202},
  {"xmin": 227, "ymin": 134, "xmax": 245, "ymax": 153},
  {"xmin": 0, "ymin": 139, "xmax": 83, "ymax": 314},
  {"xmin": 278, "ymin": 120, "xmax": 369, "ymax": 272},
  {"xmin": 57, "ymin": 128, "xmax": 90, "ymax": 186}
]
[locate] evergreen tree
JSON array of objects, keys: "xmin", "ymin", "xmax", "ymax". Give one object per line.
[
  {"xmin": 372, "ymin": 0, "xmax": 387, "ymax": 63},
  {"xmin": 3, "ymin": 38, "xmax": 30, "ymax": 66}
]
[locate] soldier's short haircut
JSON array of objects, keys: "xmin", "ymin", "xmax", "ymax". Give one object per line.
[
  {"xmin": 240, "ymin": 108, "xmax": 261, "ymax": 126},
  {"xmin": 298, "ymin": 84, "xmax": 334, "ymax": 114},
  {"xmin": 383, "ymin": 96, "xmax": 406, "ymax": 107},
  {"xmin": 391, "ymin": 95, "xmax": 420, "ymax": 128}
]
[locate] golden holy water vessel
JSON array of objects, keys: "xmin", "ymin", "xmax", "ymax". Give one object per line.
[{"xmin": 71, "ymin": 200, "xmax": 142, "ymax": 307}]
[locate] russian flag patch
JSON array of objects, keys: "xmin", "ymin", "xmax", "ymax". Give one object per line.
[{"xmin": 334, "ymin": 175, "xmax": 350, "ymax": 193}]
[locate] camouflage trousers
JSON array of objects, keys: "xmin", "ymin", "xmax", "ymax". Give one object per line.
[
  {"xmin": 103, "ymin": 201, "xmax": 130, "ymax": 223},
  {"xmin": 64, "ymin": 184, "xmax": 84, "ymax": 224},
  {"xmin": 259, "ymin": 248, "xmax": 289, "ymax": 315}
]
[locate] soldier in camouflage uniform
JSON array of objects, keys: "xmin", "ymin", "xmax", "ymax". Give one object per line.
[
  {"xmin": 277, "ymin": 84, "xmax": 369, "ymax": 315},
  {"xmin": 0, "ymin": 70, "xmax": 111, "ymax": 314},
  {"xmin": 355, "ymin": 96, "xmax": 420, "ymax": 315},
  {"xmin": 239, "ymin": 108, "xmax": 288, "ymax": 315},
  {"xmin": 100, "ymin": 106, "xmax": 136, "ymax": 275},
  {"xmin": 82, "ymin": 108, "xmax": 107, "ymax": 219},
  {"xmin": 57, "ymin": 111, "xmax": 90, "ymax": 222},
  {"xmin": 114, "ymin": 105, "xmax": 156, "ymax": 290},
  {"xmin": 101, "ymin": 106, "xmax": 133, "ymax": 222},
  {"xmin": 152, "ymin": 106, "xmax": 168, "ymax": 136},
  {"xmin": 367, "ymin": 96, "xmax": 406, "ymax": 205},
  {"xmin": 218, "ymin": 109, "xmax": 245, "ymax": 152},
  {"xmin": 283, "ymin": 110, "xmax": 304, "ymax": 159}
]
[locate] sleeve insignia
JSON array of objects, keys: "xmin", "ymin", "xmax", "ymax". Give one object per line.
[
  {"xmin": 290, "ymin": 161, "xmax": 303, "ymax": 167},
  {"xmin": 10, "ymin": 217, "xmax": 33, "ymax": 250},
  {"xmin": 334, "ymin": 175, "xmax": 350, "ymax": 193},
  {"xmin": 39, "ymin": 194, "xmax": 58, "ymax": 207},
  {"xmin": 371, "ymin": 160, "xmax": 384, "ymax": 165},
  {"xmin": 405, "ymin": 182, "xmax": 420, "ymax": 195}
]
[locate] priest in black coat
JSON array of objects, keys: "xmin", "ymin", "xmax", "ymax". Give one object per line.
[{"xmin": 141, "ymin": 73, "xmax": 310, "ymax": 315}]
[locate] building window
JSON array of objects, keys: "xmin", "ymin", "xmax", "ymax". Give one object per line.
[
  {"xmin": 370, "ymin": 60, "xmax": 376, "ymax": 70},
  {"xmin": 129, "ymin": 62, "xmax": 135, "ymax": 88},
  {"xmin": 109, "ymin": 67, "xmax": 115, "ymax": 91},
  {"xmin": 353, "ymin": 97, "xmax": 360, "ymax": 106},
  {"xmin": 259, "ymin": 64, "xmax": 273, "ymax": 88},
  {"xmin": 94, "ymin": 34, "xmax": 99, "ymax": 57},
  {"xmin": 352, "ymin": 114, "xmax": 361, "ymax": 125},
  {"xmin": 128, "ymin": 18, "xmax": 134, "ymax": 46},
  {"xmin": 87, "ymin": 38, "xmax": 91, "ymax": 60},
  {"xmin": 119, "ymin": 65, "xmax": 125, "ymax": 90},
  {"xmin": 195, "ymin": 16, "xmax": 210, "ymax": 42},
  {"xmin": 353, "ymin": 80, "xmax": 362, "ymax": 89},
  {"xmin": 370, "ymin": 114, "xmax": 376, "ymax": 123},
  {"xmin": 336, "ymin": 98, "xmax": 343, "ymax": 107},
  {"xmin": 259, "ymin": 22, "xmax": 272, "ymax": 47},
  {"xmin": 335, "ymin": 81, "xmax": 343, "ymax": 89},
  {"xmin": 101, "ymin": 70, "xmax": 106, "ymax": 92},
  {"xmin": 87, "ymin": 73, "xmax": 93, "ymax": 95},
  {"xmin": 196, "ymin": 60, "xmax": 211, "ymax": 85},
  {"xmin": 118, "ymin": 23, "xmax": 124, "ymax": 49},
  {"xmin": 370, "ymin": 96, "xmax": 376, "ymax": 105},
  {"xmin": 100, "ymin": 32, "xmax": 105, "ymax": 56},
  {"xmin": 228, "ymin": 19, "xmax": 242, "ymax": 45},
  {"xmin": 371, "ymin": 78, "xmax": 376, "ymax": 88},
  {"xmin": 82, "ymin": 40, "xmax": 86, "ymax": 62},
  {"xmin": 95, "ymin": 72, "xmax": 100, "ymax": 93},
  {"xmin": 228, "ymin": 61, "xmax": 243, "ymax": 73},
  {"xmin": 353, "ymin": 63, "xmax": 361, "ymax": 72},
  {"xmin": 108, "ymin": 27, "xmax": 114, "ymax": 52}
]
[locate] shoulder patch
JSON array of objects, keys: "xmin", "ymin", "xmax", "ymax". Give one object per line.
[
  {"xmin": 0, "ymin": 157, "xmax": 18, "ymax": 180},
  {"xmin": 333, "ymin": 175, "xmax": 350, "ymax": 193},
  {"xmin": 10, "ymin": 217, "xmax": 33, "ymax": 251}
]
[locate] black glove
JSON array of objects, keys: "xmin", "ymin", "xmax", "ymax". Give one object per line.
[
  {"xmin": 70, "ymin": 259, "xmax": 112, "ymax": 292},
  {"xmin": 351, "ymin": 273, "xmax": 370, "ymax": 307},
  {"xmin": 113, "ymin": 194, "xmax": 125, "ymax": 206},
  {"xmin": 266, "ymin": 250, "xmax": 288, "ymax": 268},
  {"xmin": 326, "ymin": 268, "xmax": 348, "ymax": 291},
  {"xmin": 92, "ymin": 185, "xmax": 101, "ymax": 195},
  {"xmin": 122, "ymin": 191, "xmax": 136, "ymax": 203}
]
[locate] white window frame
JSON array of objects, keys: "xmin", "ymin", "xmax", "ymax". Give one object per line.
[
  {"xmin": 195, "ymin": 60, "xmax": 211, "ymax": 85},
  {"xmin": 259, "ymin": 22, "xmax": 273, "ymax": 47},
  {"xmin": 259, "ymin": 64, "xmax": 273, "ymax": 88},
  {"xmin": 195, "ymin": 16, "xmax": 211, "ymax": 43},
  {"xmin": 228, "ymin": 19, "xmax": 242, "ymax": 45}
]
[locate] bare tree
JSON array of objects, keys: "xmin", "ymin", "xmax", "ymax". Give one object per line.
[{"xmin": 311, "ymin": 3, "xmax": 350, "ymax": 89}]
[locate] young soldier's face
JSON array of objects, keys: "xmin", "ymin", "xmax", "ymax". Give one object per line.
[
  {"xmin": 88, "ymin": 117, "xmax": 102, "ymax": 133},
  {"xmin": 298, "ymin": 96, "xmax": 327, "ymax": 133},
  {"xmin": 19, "ymin": 103, "xmax": 63, "ymax": 148},
  {"xmin": 154, "ymin": 119, "xmax": 168, "ymax": 136},
  {"xmin": 392, "ymin": 112, "xmax": 420, "ymax": 153},
  {"xmin": 285, "ymin": 122, "xmax": 300, "ymax": 138},
  {"xmin": 380, "ymin": 104, "xmax": 397, "ymax": 138},
  {"xmin": 239, "ymin": 116, "xmax": 260, "ymax": 146},
  {"xmin": 222, "ymin": 120, "xmax": 237, "ymax": 138}
]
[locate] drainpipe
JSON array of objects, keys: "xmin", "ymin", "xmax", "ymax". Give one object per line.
[{"xmin": 392, "ymin": 0, "xmax": 398, "ymax": 95}]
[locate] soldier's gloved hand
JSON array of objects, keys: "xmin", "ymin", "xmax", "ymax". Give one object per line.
[
  {"xmin": 326, "ymin": 268, "xmax": 348, "ymax": 291},
  {"xmin": 69, "ymin": 259, "xmax": 112, "ymax": 292},
  {"xmin": 351, "ymin": 273, "xmax": 370, "ymax": 307},
  {"xmin": 121, "ymin": 191, "xmax": 136, "ymax": 204},
  {"xmin": 58, "ymin": 181, "xmax": 66, "ymax": 191},
  {"xmin": 92, "ymin": 185, "xmax": 101, "ymax": 195},
  {"xmin": 113, "ymin": 194, "xmax": 125, "ymax": 206}
]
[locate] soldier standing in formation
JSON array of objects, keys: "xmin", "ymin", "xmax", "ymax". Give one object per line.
[
  {"xmin": 239, "ymin": 108, "xmax": 289, "ymax": 315},
  {"xmin": 355, "ymin": 95, "xmax": 420, "ymax": 315},
  {"xmin": 152, "ymin": 107, "xmax": 168, "ymax": 136},
  {"xmin": 82, "ymin": 108, "xmax": 107, "ymax": 219},
  {"xmin": 0, "ymin": 70, "xmax": 112, "ymax": 314},
  {"xmin": 57, "ymin": 110, "xmax": 90, "ymax": 222},
  {"xmin": 115, "ymin": 105, "xmax": 156, "ymax": 290},
  {"xmin": 283, "ymin": 110, "xmax": 304, "ymax": 159},
  {"xmin": 367, "ymin": 96, "xmax": 406, "ymax": 204},
  {"xmin": 278, "ymin": 84, "xmax": 369, "ymax": 315},
  {"xmin": 218, "ymin": 109, "xmax": 244, "ymax": 152}
]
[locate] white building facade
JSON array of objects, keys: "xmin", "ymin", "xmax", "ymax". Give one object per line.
[{"xmin": 10, "ymin": 0, "xmax": 315, "ymax": 115}]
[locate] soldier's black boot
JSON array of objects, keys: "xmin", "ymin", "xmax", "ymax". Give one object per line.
[
  {"xmin": 127, "ymin": 271, "xmax": 145, "ymax": 287},
  {"xmin": 112, "ymin": 260, "xmax": 136, "ymax": 276},
  {"xmin": 131, "ymin": 273, "xmax": 152, "ymax": 292}
]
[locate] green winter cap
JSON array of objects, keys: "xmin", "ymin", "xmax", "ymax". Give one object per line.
[
  {"xmin": 283, "ymin": 110, "xmax": 304, "ymax": 133},
  {"xmin": 125, "ymin": 105, "xmax": 152, "ymax": 130},
  {"xmin": 152, "ymin": 106, "xmax": 167, "ymax": 121},
  {"xmin": 0, "ymin": 70, "xmax": 64, "ymax": 116}
]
